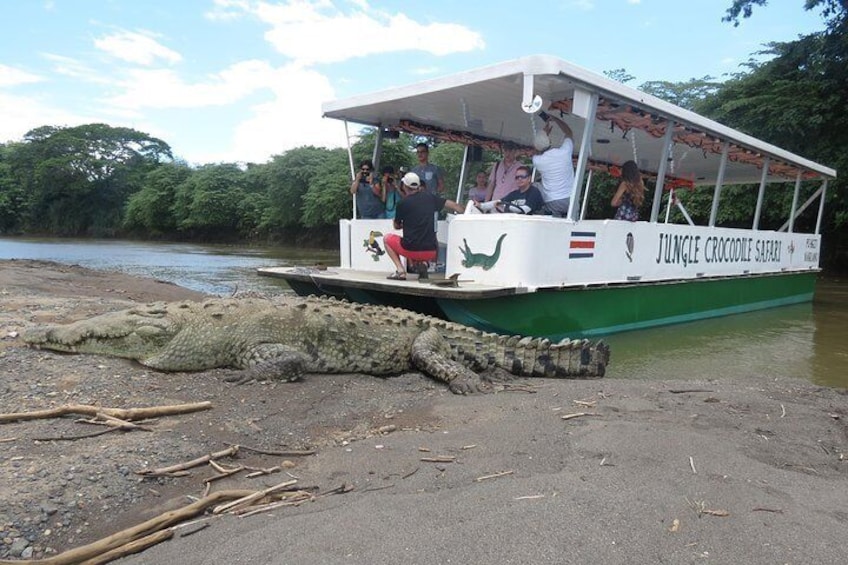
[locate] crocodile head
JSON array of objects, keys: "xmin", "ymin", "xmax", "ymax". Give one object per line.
[{"xmin": 24, "ymin": 304, "xmax": 182, "ymax": 361}]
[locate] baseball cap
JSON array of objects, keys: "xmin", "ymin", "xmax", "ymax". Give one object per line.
[
  {"xmin": 533, "ymin": 132, "xmax": 551, "ymax": 152},
  {"xmin": 401, "ymin": 172, "xmax": 421, "ymax": 188}
]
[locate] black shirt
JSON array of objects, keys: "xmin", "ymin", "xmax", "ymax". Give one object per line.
[
  {"xmin": 502, "ymin": 184, "xmax": 545, "ymax": 214},
  {"xmin": 396, "ymin": 191, "xmax": 446, "ymax": 251}
]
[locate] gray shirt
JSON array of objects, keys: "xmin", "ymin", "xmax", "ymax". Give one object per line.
[{"xmin": 412, "ymin": 163, "xmax": 444, "ymax": 195}]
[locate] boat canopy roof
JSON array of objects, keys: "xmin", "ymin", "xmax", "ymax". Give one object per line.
[{"xmin": 323, "ymin": 55, "xmax": 836, "ymax": 187}]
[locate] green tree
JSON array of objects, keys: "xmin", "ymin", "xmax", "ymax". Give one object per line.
[
  {"xmin": 258, "ymin": 146, "xmax": 339, "ymax": 232},
  {"xmin": 124, "ymin": 161, "xmax": 193, "ymax": 236},
  {"xmin": 699, "ymin": 1, "xmax": 848, "ymax": 267},
  {"xmin": 300, "ymin": 148, "xmax": 352, "ymax": 227},
  {"xmin": 0, "ymin": 143, "xmax": 28, "ymax": 233},
  {"xmin": 12, "ymin": 123, "xmax": 172, "ymax": 235},
  {"xmin": 640, "ymin": 77, "xmax": 723, "ymax": 110},
  {"xmin": 171, "ymin": 163, "xmax": 248, "ymax": 239}
]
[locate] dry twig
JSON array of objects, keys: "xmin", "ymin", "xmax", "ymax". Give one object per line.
[
  {"xmin": 474, "ymin": 470, "xmax": 514, "ymax": 482},
  {"xmin": 223, "ymin": 442, "xmax": 315, "ymax": 457},
  {"xmin": 561, "ymin": 412, "xmax": 598, "ymax": 421},
  {"xmin": 420, "ymin": 456, "xmax": 456, "ymax": 463},
  {"xmin": 245, "ymin": 465, "xmax": 281, "ymax": 478}
]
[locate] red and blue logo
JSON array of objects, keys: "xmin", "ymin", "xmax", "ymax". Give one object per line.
[{"xmin": 569, "ymin": 231, "xmax": 596, "ymax": 259}]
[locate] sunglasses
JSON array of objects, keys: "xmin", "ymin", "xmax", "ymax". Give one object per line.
[
  {"xmin": 361, "ymin": 168, "xmax": 371, "ymax": 173},
  {"xmin": 515, "ymin": 174, "xmax": 530, "ymax": 179}
]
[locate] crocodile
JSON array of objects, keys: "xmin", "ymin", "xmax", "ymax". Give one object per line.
[
  {"xmin": 460, "ymin": 233, "xmax": 506, "ymax": 270},
  {"xmin": 24, "ymin": 296, "xmax": 609, "ymax": 394}
]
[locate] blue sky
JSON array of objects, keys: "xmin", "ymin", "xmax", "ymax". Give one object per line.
[{"xmin": 0, "ymin": 1, "xmax": 827, "ymax": 165}]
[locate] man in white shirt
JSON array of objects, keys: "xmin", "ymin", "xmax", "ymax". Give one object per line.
[{"xmin": 531, "ymin": 114, "xmax": 574, "ymax": 218}]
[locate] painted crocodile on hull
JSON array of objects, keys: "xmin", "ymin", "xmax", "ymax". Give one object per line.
[{"xmin": 24, "ymin": 296, "xmax": 609, "ymax": 394}]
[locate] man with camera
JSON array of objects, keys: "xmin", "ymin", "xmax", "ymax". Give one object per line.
[{"xmin": 349, "ymin": 159, "xmax": 385, "ymax": 219}]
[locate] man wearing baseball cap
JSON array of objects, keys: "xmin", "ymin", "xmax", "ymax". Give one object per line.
[{"xmin": 383, "ymin": 171, "xmax": 464, "ymax": 280}]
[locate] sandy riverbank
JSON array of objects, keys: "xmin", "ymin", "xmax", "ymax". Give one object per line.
[{"xmin": 1, "ymin": 259, "xmax": 846, "ymax": 564}]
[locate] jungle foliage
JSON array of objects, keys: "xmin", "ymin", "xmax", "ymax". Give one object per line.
[{"xmin": 0, "ymin": 1, "xmax": 844, "ymax": 268}]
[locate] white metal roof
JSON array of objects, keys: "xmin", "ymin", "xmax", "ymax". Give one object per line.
[{"xmin": 323, "ymin": 55, "xmax": 836, "ymax": 186}]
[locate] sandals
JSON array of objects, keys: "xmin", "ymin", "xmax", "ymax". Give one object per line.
[{"xmin": 386, "ymin": 271, "xmax": 407, "ymax": 280}]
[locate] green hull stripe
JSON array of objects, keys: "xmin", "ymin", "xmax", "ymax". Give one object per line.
[{"xmin": 436, "ymin": 272, "xmax": 817, "ymax": 339}]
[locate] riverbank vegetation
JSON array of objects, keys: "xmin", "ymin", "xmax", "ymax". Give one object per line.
[{"xmin": 0, "ymin": 1, "xmax": 844, "ymax": 270}]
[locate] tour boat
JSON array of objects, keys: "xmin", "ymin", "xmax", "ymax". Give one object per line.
[{"xmin": 258, "ymin": 55, "xmax": 836, "ymax": 339}]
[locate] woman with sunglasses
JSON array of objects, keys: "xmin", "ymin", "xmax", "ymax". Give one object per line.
[{"xmin": 349, "ymin": 159, "xmax": 385, "ymax": 219}]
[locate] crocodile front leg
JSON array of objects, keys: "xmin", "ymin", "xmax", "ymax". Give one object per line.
[{"xmin": 411, "ymin": 328, "xmax": 491, "ymax": 394}]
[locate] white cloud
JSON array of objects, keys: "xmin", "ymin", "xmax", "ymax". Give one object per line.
[
  {"xmin": 212, "ymin": 65, "xmax": 345, "ymax": 163},
  {"xmin": 0, "ymin": 92, "xmax": 93, "ymax": 143},
  {"xmin": 102, "ymin": 60, "xmax": 276, "ymax": 110},
  {"xmin": 249, "ymin": 1, "xmax": 485, "ymax": 65},
  {"xmin": 0, "ymin": 64, "xmax": 43, "ymax": 87},
  {"xmin": 93, "ymin": 59, "xmax": 345, "ymax": 163},
  {"xmin": 42, "ymin": 53, "xmax": 112, "ymax": 84},
  {"xmin": 94, "ymin": 30, "xmax": 182, "ymax": 66},
  {"xmin": 3, "ymin": 1, "xmax": 483, "ymax": 164},
  {"xmin": 204, "ymin": 0, "xmax": 252, "ymax": 21}
]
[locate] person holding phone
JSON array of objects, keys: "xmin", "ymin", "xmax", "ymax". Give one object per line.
[
  {"xmin": 350, "ymin": 159, "xmax": 385, "ymax": 219},
  {"xmin": 532, "ymin": 111, "xmax": 575, "ymax": 218}
]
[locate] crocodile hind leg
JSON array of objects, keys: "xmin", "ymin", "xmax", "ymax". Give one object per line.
[
  {"xmin": 225, "ymin": 344, "xmax": 310, "ymax": 384},
  {"xmin": 411, "ymin": 328, "xmax": 491, "ymax": 395}
]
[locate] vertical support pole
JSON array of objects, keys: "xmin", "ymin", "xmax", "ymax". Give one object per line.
[
  {"xmin": 580, "ymin": 168, "xmax": 593, "ymax": 220},
  {"xmin": 345, "ymin": 120, "xmax": 357, "ymax": 218},
  {"xmin": 649, "ymin": 122, "xmax": 675, "ymax": 223},
  {"xmin": 789, "ymin": 171, "xmax": 802, "ymax": 233},
  {"xmin": 708, "ymin": 142, "xmax": 730, "ymax": 227},
  {"xmin": 372, "ymin": 127, "xmax": 384, "ymax": 172},
  {"xmin": 457, "ymin": 146, "xmax": 470, "ymax": 202},
  {"xmin": 569, "ymin": 92, "xmax": 598, "ymax": 221},
  {"xmin": 815, "ymin": 179, "xmax": 828, "ymax": 235},
  {"xmin": 752, "ymin": 156, "xmax": 769, "ymax": 230},
  {"xmin": 664, "ymin": 188, "xmax": 674, "ymax": 223}
]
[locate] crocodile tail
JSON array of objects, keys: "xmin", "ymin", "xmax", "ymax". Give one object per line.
[
  {"xmin": 494, "ymin": 335, "xmax": 609, "ymax": 378},
  {"xmin": 491, "ymin": 233, "xmax": 507, "ymax": 262}
]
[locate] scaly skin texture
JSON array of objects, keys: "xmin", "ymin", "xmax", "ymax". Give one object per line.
[{"xmin": 24, "ymin": 296, "xmax": 609, "ymax": 394}]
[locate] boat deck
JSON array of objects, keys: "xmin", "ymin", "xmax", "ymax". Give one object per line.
[{"xmin": 258, "ymin": 266, "xmax": 522, "ymax": 299}]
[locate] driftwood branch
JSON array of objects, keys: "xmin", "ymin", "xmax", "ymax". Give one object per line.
[
  {"xmin": 80, "ymin": 529, "xmax": 174, "ymax": 565},
  {"xmin": 212, "ymin": 479, "xmax": 299, "ymax": 514},
  {"xmin": 0, "ymin": 402, "xmax": 212, "ymax": 424},
  {"xmin": 0, "ymin": 489, "xmax": 253, "ymax": 565},
  {"xmin": 136, "ymin": 445, "xmax": 240, "ymax": 477}
]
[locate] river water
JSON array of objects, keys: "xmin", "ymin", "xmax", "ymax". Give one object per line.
[{"xmin": 1, "ymin": 237, "xmax": 846, "ymax": 388}]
